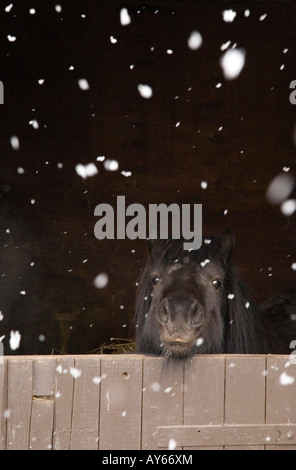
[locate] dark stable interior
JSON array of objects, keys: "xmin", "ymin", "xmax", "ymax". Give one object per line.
[{"xmin": 0, "ymin": 0, "xmax": 296, "ymax": 355}]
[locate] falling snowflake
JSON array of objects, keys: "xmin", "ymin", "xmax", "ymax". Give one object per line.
[
  {"xmin": 104, "ymin": 159, "xmax": 119, "ymax": 171},
  {"xmin": 200, "ymin": 259, "xmax": 210, "ymax": 267},
  {"xmin": 279, "ymin": 372, "xmax": 294, "ymax": 385},
  {"xmin": 168, "ymin": 438, "xmax": 177, "ymax": 450},
  {"xmin": 220, "ymin": 41, "xmax": 231, "ymax": 51},
  {"xmin": 7, "ymin": 35, "xmax": 16, "ymax": 42},
  {"xmin": 120, "ymin": 8, "xmax": 131, "ymax": 26},
  {"xmin": 222, "ymin": 9, "xmax": 237, "ymax": 22},
  {"xmin": 280, "ymin": 199, "xmax": 296, "ymax": 216},
  {"xmin": 75, "ymin": 163, "xmax": 98, "ymax": 179},
  {"xmin": 78, "ymin": 79, "xmax": 89, "ymax": 90},
  {"xmin": 196, "ymin": 337, "xmax": 204, "ymax": 347},
  {"xmin": 151, "ymin": 382, "xmax": 160, "ymax": 392},
  {"xmin": 220, "ymin": 48, "xmax": 246, "ymax": 80},
  {"xmin": 55, "ymin": 5, "xmax": 62, "ymax": 13},
  {"xmin": 9, "ymin": 330, "xmax": 21, "ymax": 350},
  {"xmin": 121, "ymin": 170, "xmax": 132, "ymax": 177},
  {"xmin": 69, "ymin": 367, "xmax": 82, "ymax": 379},
  {"xmin": 266, "ymin": 173, "xmax": 294, "ymax": 205},
  {"xmin": 110, "ymin": 36, "xmax": 117, "ymax": 44},
  {"xmin": 10, "ymin": 135, "xmax": 20, "ymax": 150},
  {"xmin": 38, "ymin": 79, "xmax": 45, "ymax": 85},
  {"xmin": 138, "ymin": 84, "xmax": 153, "ymax": 99},
  {"xmin": 5, "ymin": 4, "xmax": 13, "ymax": 12},
  {"xmin": 187, "ymin": 31, "xmax": 203, "ymax": 50},
  {"xmin": 29, "ymin": 119, "xmax": 39, "ymax": 129},
  {"xmin": 228, "ymin": 293, "xmax": 235, "ymax": 300},
  {"xmin": 201, "ymin": 181, "xmax": 208, "ymax": 189},
  {"xmin": 93, "ymin": 273, "xmax": 109, "ymax": 289}
]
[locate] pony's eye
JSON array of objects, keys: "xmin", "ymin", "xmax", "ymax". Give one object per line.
[
  {"xmin": 151, "ymin": 275, "xmax": 160, "ymax": 286},
  {"xmin": 212, "ymin": 279, "xmax": 221, "ymax": 290}
]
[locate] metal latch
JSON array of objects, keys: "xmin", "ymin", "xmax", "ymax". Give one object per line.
[{"xmin": 153, "ymin": 424, "xmax": 296, "ymax": 447}]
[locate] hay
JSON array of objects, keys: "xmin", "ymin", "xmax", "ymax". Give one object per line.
[{"xmin": 90, "ymin": 338, "xmax": 136, "ymax": 355}]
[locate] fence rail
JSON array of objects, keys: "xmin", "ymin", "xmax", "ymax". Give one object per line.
[{"xmin": 0, "ymin": 354, "xmax": 295, "ymax": 450}]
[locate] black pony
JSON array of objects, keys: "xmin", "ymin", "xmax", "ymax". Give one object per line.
[{"xmin": 134, "ymin": 230, "xmax": 296, "ymax": 358}]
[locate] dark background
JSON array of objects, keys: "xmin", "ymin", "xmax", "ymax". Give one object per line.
[{"xmin": 0, "ymin": 0, "xmax": 296, "ymax": 355}]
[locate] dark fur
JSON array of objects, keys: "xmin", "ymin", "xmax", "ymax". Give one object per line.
[{"xmin": 134, "ymin": 230, "xmax": 296, "ymax": 358}]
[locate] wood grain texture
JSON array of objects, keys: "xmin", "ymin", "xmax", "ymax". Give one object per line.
[
  {"xmin": 224, "ymin": 356, "xmax": 266, "ymax": 450},
  {"xmin": 6, "ymin": 359, "xmax": 33, "ymax": 450},
  {"xmin": 266, "ymin": 355, "xmax": 296, "ymax": 450},
  {"xmin": 183, "ymin": 355, "xmax": 225, "ymax": 450},
  {"xmin": 0, "ymin": 359, "xmax": 7, "ymax": 450},
  {"xmin": 53, "ymin": 356, "xmax": 75, "ymax": 450},
  {"xmin": 29, "ymin": 397, "xmax": 54, "ymax": 450},
  {"xmin": 70, "ymin": 356, "xmax": 101, "ymax": 450},
  {"xmin": 99, "ymin": 354, "xmax": 142, "ymax": 450},
  {"xmin": 142, "ymin": 357, "xmax": 184, "ymax": 450}
]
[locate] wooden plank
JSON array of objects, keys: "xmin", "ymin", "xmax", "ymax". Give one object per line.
[
  {"xmin": 99, "ymin": 354, "xmax": 142, "ymax": 450},
  {"xmin": 29, "ymin": 398, "xmax": 54, "ymax": 450},
  {"xmin": 183, "ymin": 355, "xmax": 225, "ymax": 450},
  {"xmin": 70, "ymin": 356, "xmax": 101, "ymax": 450},
  {"xmin": 266, "ymin": 355, "xmax": 296, "ymax": 450},
  {"xmin": 142, "ymin": 357, "xmax": 183, "ymax": 450},
  {"xmin": 6, "ymin": 358, "xmax": 33, "ymax": 450},
  {"xmin": 33, "ymin": 357, "xmax": 56, "ymax": 396},
  {"xmin": 28, "ymin": 357, "xmax": 56, "ymax": 450},
  {"xmin": 224, "ymin": 356, "xmax": 266, "ymax": 450},
  {"xmin": 0, "ymin": 358, "xmax": 7, "ymax": 450},
  {"xmin": 53, "ymin": 356, "xmax": 75, "ymax": 450}
]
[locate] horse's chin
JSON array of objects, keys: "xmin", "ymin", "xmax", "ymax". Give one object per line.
[{"xmin": 161, "ymin": 341, "xmax": 197, "ymax": 359}]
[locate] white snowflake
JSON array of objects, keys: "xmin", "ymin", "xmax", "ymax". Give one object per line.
[
  {"xmin": 69, "ymin": 367, "xmax": 82, "ymax": 379},
  {"xmin": 120, "ymin": 8, "xmax": 131, "ymax": 26},
  {"xmin": 75, "ymin": 163, "xmax": 98, "ymax": 179},
  {"xmin": 138, "ymin": 84, "xmax": 153, "ymax": 99},
  {"xmin": 279, "ymin": 372, "xmax": 294, "ymax": 385},
  {"xmin": 9, "ymin": 331, "xmax": 21, "ymax": 350},
  {"xmin": 220, "ymin": 48, "xmax": 246, "ymax": 80},
  {"xmin": 10, "ymin": 135, "xmax": 20, "ymax": 150},
  {"xmin": 78, "ymin": 79, "xmax": 89, "ymax": 90},
  {"xmin": 187, "ymin": 31, "xmax": 203, "ymax": 50},
  {"xmin": 93, "ymin": 273, "xmax": 109, "ymax": 289},
  {"xmin": 104, "ymin": 159, "xmax": 119, "ymax": 171},
  {"xmin": 222, "ymin": 9, "xmax": 237, "ymax": 22}
]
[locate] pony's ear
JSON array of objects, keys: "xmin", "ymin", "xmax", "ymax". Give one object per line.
[{"xmin": 218, "ymin": 229, "xmax": 235, "ymax": 264}]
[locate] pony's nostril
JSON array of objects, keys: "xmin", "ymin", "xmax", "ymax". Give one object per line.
[
  {"xmin": 189, "ymin": 300, "xmax": 203, "ymax": 326},
  {"xmin": 157, "ymin": 298, "xmax": 170, "ymax": 324}
]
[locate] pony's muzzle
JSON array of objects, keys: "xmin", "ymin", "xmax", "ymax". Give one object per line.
[{"xmin": 157, "ymin": 295, "xmax": 204, "ymax": 330}]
